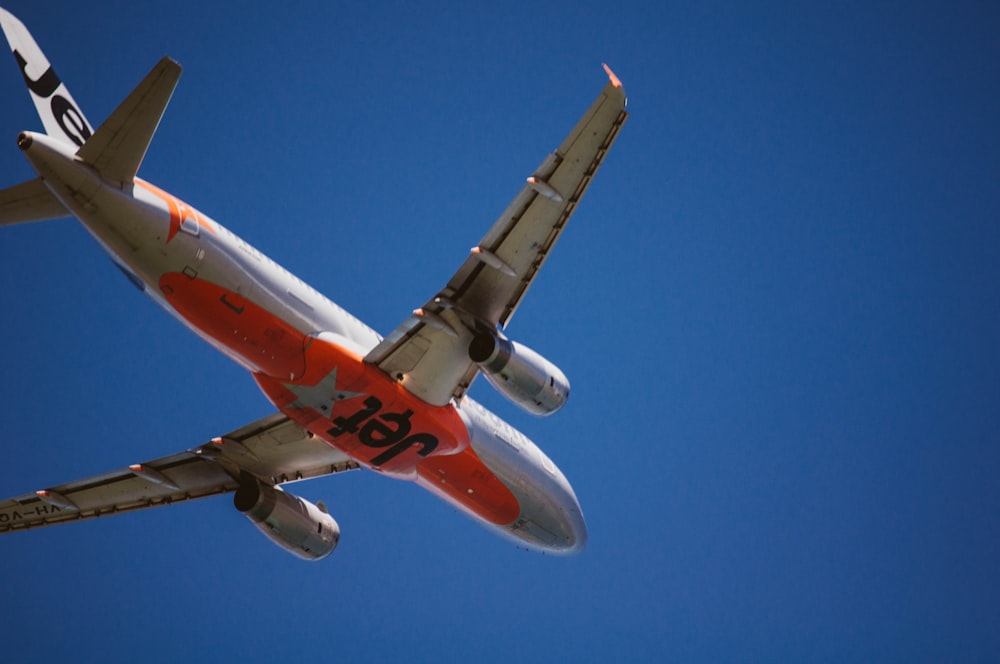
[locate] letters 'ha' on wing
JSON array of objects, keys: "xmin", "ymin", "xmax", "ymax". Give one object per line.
[
  {"xmin": 0, "ymin": 413, "xmax": 358, "ymax": 533},
  {"xmin": 366, "ymin": 66, "xmax": 628, "ymax": 407}
]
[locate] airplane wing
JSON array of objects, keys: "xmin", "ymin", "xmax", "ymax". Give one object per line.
[
  {"xmin": 0, "ymin": 413, "xmax": 359, "ymax": 532},
  {"xmin": 364, "ymin": 66, "xmax": 628, "ymax": 406}
]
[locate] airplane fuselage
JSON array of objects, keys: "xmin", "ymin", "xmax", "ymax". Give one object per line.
[{"xmin": 18, "ymin": 129, "xmax": 586, "ymax": 554}]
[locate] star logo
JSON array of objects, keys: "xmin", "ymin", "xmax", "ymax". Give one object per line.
[{"xmin": 282, "ymin": 367, "xmax": 364, "ymax": 415}]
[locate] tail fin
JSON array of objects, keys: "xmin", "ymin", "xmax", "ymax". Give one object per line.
[
  {"xmin": 77, "ymin": 57, "xmax": 182, "ymax": 188},
  {"xmin": 0, "ymin": 9, "xmax": 181, "ymax": 220},
  {"xmin": 0, "ymin": 8, "xmax": 94, "ymax": 147}
]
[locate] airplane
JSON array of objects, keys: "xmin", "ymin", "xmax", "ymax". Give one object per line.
[{"xmin": 0, "ymin": 7, "xmax": 627, "ymax": 560}]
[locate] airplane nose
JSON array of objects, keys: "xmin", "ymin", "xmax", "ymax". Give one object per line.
[
  {"xmin": 557, "ymin": 506, "xmax": 588, "ymax": 555},
  {"xmin": 528, "ymin": 491, "xmax": 588, "ymax": 555}
]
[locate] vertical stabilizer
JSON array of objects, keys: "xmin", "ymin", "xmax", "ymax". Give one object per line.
[{"xmin": 0, "ymin": 8, "xmax": 94, "ymax": 147}]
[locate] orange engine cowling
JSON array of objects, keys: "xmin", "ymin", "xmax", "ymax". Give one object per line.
[{"xmin": 234, "ymin": 473, "xmax": 340, "ymax": 561}]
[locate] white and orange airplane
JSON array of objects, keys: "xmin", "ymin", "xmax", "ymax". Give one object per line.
[{"xmin": 0, "ymin": 8, "xmax": 627, "ymax": 559}]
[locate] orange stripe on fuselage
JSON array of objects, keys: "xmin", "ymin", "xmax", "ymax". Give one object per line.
[
  {"xmin": 415, "ymin": 449, "xmax": 522, "ymax": 525},
  {"xmin": 136, "ymin": 178, "xmax": 217, "ymax": 243},
  {"xmin": 159, "ymin": 272, "xmax": 307, "ymax": 379},
  {"xmin": 255, "ymin": 335, "xmax": 521, "ymax": 526},
  {"xmin": 159, "ymin": 271, "xmax": 521, "ymax": 525}
]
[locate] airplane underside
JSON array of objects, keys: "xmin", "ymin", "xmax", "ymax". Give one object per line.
[{"xmin": 0, "ymin": 6, "xmax": 625, "ymax": 559}]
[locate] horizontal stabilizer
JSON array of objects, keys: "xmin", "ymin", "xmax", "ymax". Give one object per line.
[
  {"xmin": 0, "ymin": 176, "xmax": 67, "ymax": 225},
  {"xmin": 77, "ymin": 56, "xmax": 182, "ymax": 188}
]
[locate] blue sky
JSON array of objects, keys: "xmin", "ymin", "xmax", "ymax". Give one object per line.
[{"xmin": 1, "ymin": 1, "xmax": 999, "ymax": 661}]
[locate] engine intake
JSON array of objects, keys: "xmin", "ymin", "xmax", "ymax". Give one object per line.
[
  {"xmin": 234, "ymin": 474, "xmax": 340, "ymax": 561},
  {"xmin": 469, "ymin": 331, "xmax": 570, "ymax": 416}
]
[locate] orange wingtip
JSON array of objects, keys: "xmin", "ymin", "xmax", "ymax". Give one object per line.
[{"xmin": 602, "ymin": 63, "xmax": 623, "ymax": 88}]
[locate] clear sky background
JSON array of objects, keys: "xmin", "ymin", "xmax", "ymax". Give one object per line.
[{"xmin": 1, "ymin": 1, "xmax": 998, "ymax": 661}]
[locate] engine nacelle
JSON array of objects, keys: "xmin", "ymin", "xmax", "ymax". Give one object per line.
[
  {"xmin": 234, "ymin": 475, "xmax": 340, "ymax": 561},
  {"xmin": 469, "ymin": 331, "xmax": 570, "ymax": 416}
]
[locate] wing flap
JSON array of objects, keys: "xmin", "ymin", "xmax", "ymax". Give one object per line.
[
  {"xmin": 204, "ymin": 412, "xmax": 360, "ymax": 483},
  {"xmin": 457, "ymin": 79, "xmax": 628, "ymax": 325},
  {"xmin": 365, "ymin": 70, "xmax": 628, "ymax": 406},
  {"xmin": 0, "ymin": 453, "xmax": 233, "ymax": 531},
  {"xmin": 0, "ymin": 413, "xmax": 359, "ymax": 533}
]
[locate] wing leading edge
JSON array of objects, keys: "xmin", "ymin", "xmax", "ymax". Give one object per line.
[
  {"xmin": 365, "ymin": 66, "xmax": 628, "ymax": 406},
  {"xmin": 0, "ymin": 413, "xmax": 359, "ymax": 533}
]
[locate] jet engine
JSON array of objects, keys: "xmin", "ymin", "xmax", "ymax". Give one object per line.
[
  {"xmin": 234, "ymin": 474, "xmax": 340, "ymax": 561},
  {"xmin": 469, "ymin": 330, "xmax": 570, "ymax": 416}
]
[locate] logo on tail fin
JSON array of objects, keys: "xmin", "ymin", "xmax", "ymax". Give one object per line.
[{"xmin": 14, "ymin": 50, "xmax": 91, "ymax": 147}]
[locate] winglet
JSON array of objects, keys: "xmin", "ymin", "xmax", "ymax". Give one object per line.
[{"xmin": 602, "ymin": 63, "xmax": 623, "ymax": 89}]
